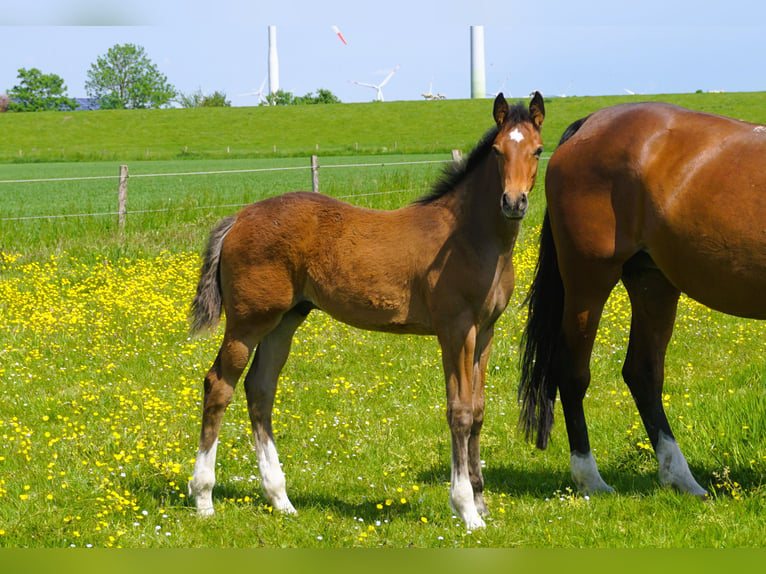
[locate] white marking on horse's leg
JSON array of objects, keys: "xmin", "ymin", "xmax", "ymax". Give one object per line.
[
  {"xmin": 189, "ymin": 440, "xmax": 218, "ymax": 516},
  {"xmin": 571, "ymin": 451, "xmax": 615, "ymax": 494},
  {"xmin": 255, "ymin": 434, "xmax": 296, "ymax": 514},
  {"xmin": 449, "ymin": 451, "xmax": 486, "ymax": 529},
  {"xmin": 656, "ymin": 431, "xmax": 707, "ymax": 496}
]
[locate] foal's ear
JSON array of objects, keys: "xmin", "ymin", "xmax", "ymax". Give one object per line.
[
  {"xmin": 529, "ymin": 91, "xmax": 545, "ymax": 130},
  {"xmin": 493, "ymin": 93, "xmax": 509, "ymax": 127}
]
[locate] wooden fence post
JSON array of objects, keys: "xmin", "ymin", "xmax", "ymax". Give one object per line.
[
  {"xmin": 311, "ymin": 155, "xmax": 320, "ymax": 193},
  {"xmin": 118, "ymin": 164, "xmax": 128, "ymax": 230},
  {"xmin": 452, "ymin": 149, "xmax": 463, "ymax": 162}
]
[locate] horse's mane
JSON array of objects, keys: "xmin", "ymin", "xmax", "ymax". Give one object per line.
[{"xmin": 415, "ymin": 102, "xmax": 533, "ymax": 205}]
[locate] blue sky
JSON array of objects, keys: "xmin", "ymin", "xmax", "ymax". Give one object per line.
[{"xmin": 2, "ymin": 1, "xmax": 765, "ymax": 106}]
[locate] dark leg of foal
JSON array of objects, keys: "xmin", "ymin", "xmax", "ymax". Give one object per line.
[
  {"xmin": 244, "ymin": 306, "xmax": 309, "ymax": 513},
  {"xmin": 621, "ymin": 256, "xmax": 706, "ymax": 495},
  {"xmin": 189, "ymin": 331, "xmax": 256, "ymax": 515},
  {"xmin": 467, "ymin": 328, "xmax": 492, "ymax": 516}
]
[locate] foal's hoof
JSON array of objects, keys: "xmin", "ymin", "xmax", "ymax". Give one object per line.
[
  {"xmin": 196, "ymin": 506, "xmax": 215, "ymax": 517},
  {"xmin": 464, "ymin": 514, "xmax": 487, "ymax": 530},
  {"xmin": 275, "ymin": 502, "xmax": 297, "ymax": 515}
]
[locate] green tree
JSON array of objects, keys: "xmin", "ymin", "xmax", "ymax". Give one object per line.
[
  {"xmin": 298, "ymin": 88, "xmax": 341, "ymax": 104},
  {"xmin": 178, "ymin": 89, "xmax": 231, "ymax": 108},
  {"xmin": 263, "ymin": 89, "xmax": 295, "ymax": 106},
  {"xmin": 6, "ymin": 68, "xmax": 78, "ymax": 112},
  {"xmin": 263, "ymin": 88, "xmax": 340, "ymax": 106},
  {"xmin": 85, "ymin": 44, "xmax": 177, "ymax": 109}
]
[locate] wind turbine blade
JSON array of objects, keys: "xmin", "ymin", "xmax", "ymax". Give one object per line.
[
  {"xmin": 379, "ymin": 64, "xmax": 400, "ymax": 88},
  {"xmin": 331, "ymin": 25, "xmax": 348, "ymax": 45}
]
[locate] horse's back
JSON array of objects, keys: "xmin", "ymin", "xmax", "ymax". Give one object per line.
[
  {"xmin": 220, "ymin": 191, "xmax": 447, "ymax": 332},
  {"xmin": 547, "ymin": 102, "xmax": 766, "ymax": 319}
]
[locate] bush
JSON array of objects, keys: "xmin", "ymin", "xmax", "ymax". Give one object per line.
[{"xmin": 178, "ymin": 89, "xmax": 231, "ymax": 108}]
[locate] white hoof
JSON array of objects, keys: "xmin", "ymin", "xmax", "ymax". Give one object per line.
[
  {"xmin": 656, "ymin": 432, "xmax": 708, "ymax": 496},
  {"xmin": 571, "ymin": 451, "xmax": 615, "ymax": 494},
  {"xmin": 196, "ymin": 504, "xmax": 215, "ymax": 517},
  {"xmin": 464, "ymin": 513, "xmax": 487, "ymax": 530},
  {"xmin": 273, "ymin": 499, "xmax": 297, "ymax": 515}
]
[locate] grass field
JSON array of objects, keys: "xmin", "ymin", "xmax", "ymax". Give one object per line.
[{"xmin": 0, "ymin": 93, "xmax": 764, "ymax": 548}]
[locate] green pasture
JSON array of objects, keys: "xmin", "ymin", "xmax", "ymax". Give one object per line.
[
  {"xmin": 0, "ymin": 93, "xmax": 764, "ymax": 548},
  {"xmin": 3, "ymin": 91, "xmax": 766, "ymax": 162}
]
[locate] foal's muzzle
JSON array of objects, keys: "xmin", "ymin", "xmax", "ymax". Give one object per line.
[{"xmin": 501, "ymin": 191, "xmax": 529, "ymax": 220}]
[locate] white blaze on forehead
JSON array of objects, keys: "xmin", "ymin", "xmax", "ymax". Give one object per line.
[{"xmin": 509, "ymin": 128, "xmax": 525, "ymax": 143}]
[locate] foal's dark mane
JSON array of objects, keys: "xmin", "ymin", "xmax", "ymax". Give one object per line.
[{"xmin": 415, "ymin": 102, "xmax": 533, "ymax": 205}]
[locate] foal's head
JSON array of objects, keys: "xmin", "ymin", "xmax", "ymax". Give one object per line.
[{"xmin": 491, "ymin": 92, "xmax": 545, "ymax": 220}]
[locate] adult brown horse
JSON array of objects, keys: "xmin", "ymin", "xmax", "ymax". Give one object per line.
[
  {"xmin": 519, "ymin": 101, "xmax": 766, "ymax": 497},
  {"xmin": 188, "ymin": 92, "xmax": 545, "ymax": 528}
]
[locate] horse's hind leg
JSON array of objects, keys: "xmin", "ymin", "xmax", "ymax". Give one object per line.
[
  {"xmin": 244, "ymin": 305, "xmax": 311, "ymax": 514},
  {"xmin": 558, "ymin": 262, "xmax": 622, "ymax": 494},
  {"xmin": 621, "ymin": 255, "xmax": 707, "ymax": 496},
  {"xmin": 189, "ymin": 331, "xmax": 256, "ymax": 515}
]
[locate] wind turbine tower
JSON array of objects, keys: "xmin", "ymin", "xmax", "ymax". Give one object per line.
[
  {"xmin": 470, "ymin": 25, "xmax": 486, "ymax": 99},
  {"xmin": 268, "ymin": 25, "xmax": 280, "ymax": 95}
]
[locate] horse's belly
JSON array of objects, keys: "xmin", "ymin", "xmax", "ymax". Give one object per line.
[
  {"xmin": 650, "ymin": 242, "xmax": 766, "ymax": 320},
  {"xmin": 305, "ymin": 282, "xmax": 435, "ymax": 335}
]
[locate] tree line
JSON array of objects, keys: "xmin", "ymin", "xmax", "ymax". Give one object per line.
[{"xmin": 1, "ymin": 43, "xmax": 340, "ymax": 112}]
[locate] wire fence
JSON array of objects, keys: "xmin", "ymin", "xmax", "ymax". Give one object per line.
[
  {"xmin": 0, "ymin": 153, "xmax": 550, "ymax": 223},
  {"xmin": 0, "ymin": 157, "xmax": 456, "ymax": 223}
]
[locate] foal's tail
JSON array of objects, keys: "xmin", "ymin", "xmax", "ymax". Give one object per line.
[
  {"xmin": 190, "ymin": 215, "xmax": 236, "ymax": 333},
  {"xmin": 518, "ymin": 115, "xmax": 589, "ymax": 450}
]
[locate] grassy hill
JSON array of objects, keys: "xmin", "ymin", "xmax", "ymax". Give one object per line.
[{"xmin": 3, "ymin": 91, "xmax": 766, "ymax": 163}]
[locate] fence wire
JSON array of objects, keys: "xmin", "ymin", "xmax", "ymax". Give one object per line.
[{"xmin": 0, "ymin": 156, "xmax": 550, "ymax": 222}]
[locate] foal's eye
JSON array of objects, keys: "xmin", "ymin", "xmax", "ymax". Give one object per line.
[
  {"xmin": 492, "ymin": 145, "xmax": 502, "ymax": 157},
  {"xmin": 534, "ymin": 146, "xmax": 543, "ymax": 159}
]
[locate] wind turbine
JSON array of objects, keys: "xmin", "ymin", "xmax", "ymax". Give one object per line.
[
  {"xmin": 237, "ymin": 76, "xmax": 269, "ymax": 105},
  {"xmin": 352, "ymin": 65, "xmax": 400, "ymax": 102}
]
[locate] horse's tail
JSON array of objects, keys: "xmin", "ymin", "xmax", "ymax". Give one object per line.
[
  {"xmin": 518, "ymin": 114, "xmax": 589, "ymax": 449},
  {"xmin": 518, "ymin": 211, "xmax": 562, "ymax": 449},
  {"xmin": 190, "ymin": 215, "xmax": 236, "ymax": 333}
]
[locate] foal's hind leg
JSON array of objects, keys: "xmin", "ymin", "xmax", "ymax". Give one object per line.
[
  {"xmin": 244, "ymin": 306, "xmax": 310, "ymax": 514},
  {"xmin": 621, "ymin": 256, "xmax": 707, "ymax": 496},
  {"xmin": 189, "ymin": 332, "xmax": 255, "ymax": 515}
]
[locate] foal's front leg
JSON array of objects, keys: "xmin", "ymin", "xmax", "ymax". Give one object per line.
[
  {"xmin": 440, "ymin": 323, "xmax": 486, "ymax": 529},
  {"xmin": 467, "ymin": 329, "xmax": 493, "ymax": 517}
]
